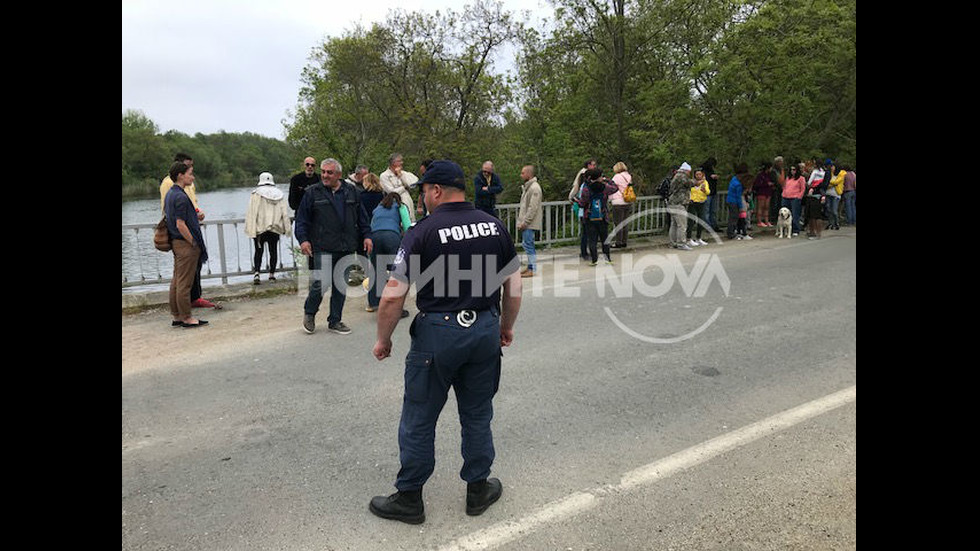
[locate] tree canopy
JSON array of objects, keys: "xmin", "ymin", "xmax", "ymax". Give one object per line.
[
  {"xmin": 123, "ymin": 0, "xmax": 856, "ymax": 202},
  {"xmin": 285, "ymin": 0, "xmax": 855, "ymax": 198}
]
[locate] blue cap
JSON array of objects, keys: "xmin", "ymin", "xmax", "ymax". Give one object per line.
[{"xmin": 412, "ymin": 160, "xmax": 466, "ymax": 190}]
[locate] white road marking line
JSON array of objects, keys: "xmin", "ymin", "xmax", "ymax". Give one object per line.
[{"xmin": 436, "ymin": 385, "xmax": 856, "ymax": 551}]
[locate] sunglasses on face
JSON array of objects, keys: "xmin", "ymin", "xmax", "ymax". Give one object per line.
[
  {"xmin": 305, "ymin": 163, "xmax": 315, "ymax": 167},
  {"xmin": 322, "ymin": 170, "xmax": 336, "ymax": 174}
]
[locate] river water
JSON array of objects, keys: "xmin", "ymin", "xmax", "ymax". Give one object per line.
[{"xmin": 122, "ymin": 184, "xmax": 299, "ymax": 293}]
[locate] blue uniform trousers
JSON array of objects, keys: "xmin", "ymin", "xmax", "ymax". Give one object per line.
[{"xmin": 396, "ymin": 308, "xmax": 502, "ymax": 491}]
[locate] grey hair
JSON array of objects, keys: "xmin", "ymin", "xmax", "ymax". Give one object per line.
[
  {"xmin": 355, "ymin": 164, "xmax": 368, "ymax": 173},
  {"xmin": 387, "ymin": 153, "xmax": 403, "ymax": 167},
  {"xmin": 321, "ymin": 158, "xmax": 342, "ymax": 174}
]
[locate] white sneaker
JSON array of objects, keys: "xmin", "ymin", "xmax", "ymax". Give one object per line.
[
  {"xmin": 687, "ymin": 239, "xmax": 699, "ymax": 247},
  {"xmin": 676, "ymin": 243, "xmax": 693, "ymax": 250},
  {"xmin": 742, "ymin": 234, "xmax": 754, "ymax": 240},
  {"xmin": 697, "ymin": 239, "xmax": 708, "ymax": 246},
  {"xmin": 735, "ymin": 235, "xmax": 743, "ymax": 240}
]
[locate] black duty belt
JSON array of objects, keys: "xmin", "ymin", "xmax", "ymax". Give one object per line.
[{"xmin": 421, "ymin": 308, "xmax": 494, "ymax": 328}]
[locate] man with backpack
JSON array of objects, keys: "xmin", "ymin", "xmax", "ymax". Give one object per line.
[{"xmin": 576, "ymin": 168, "xmax": 619, "ymax": 265}]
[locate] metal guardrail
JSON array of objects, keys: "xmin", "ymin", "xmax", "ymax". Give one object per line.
[{"xmin": 122, "ymin": 196, "xmax": 732, "ymax": 287}]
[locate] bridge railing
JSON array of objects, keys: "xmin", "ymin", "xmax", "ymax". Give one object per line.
[{"xmin": 122, "ymin": 195, "xmax": 732, "ymax": 288}]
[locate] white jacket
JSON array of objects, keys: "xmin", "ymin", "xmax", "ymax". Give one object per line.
[
  {"xmin": 245, "ymin": 185, "xmax": 291, "ymax": 238},
  {"xmin": 379, "ymin": 168, "xmax": 418, "ymax": 221}
]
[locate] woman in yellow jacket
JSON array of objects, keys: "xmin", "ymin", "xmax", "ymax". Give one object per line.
[
  {"xmin": 686, "ymin": 169, "xmax": 710, "ymax": 246},
  {"xmin": 245, "ymin": 172, "xmax": 292, "ymax": 284},
  {"xmin": 825, "ymin": 163, "xmax": 846, "ymax": 230}
]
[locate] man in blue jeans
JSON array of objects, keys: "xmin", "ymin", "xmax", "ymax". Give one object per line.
[
  {"xmin": 294, "ymin": 158, "xmax": 373, "ymax": 335},
  {"xmin": 517, "ymin": 165, "xmax": 542, "ymax": 277}
]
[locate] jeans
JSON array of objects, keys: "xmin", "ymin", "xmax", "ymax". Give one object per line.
[
  {"xmin": 725, "ymin": 203, "xmax": 744, "ymax": 239},
  {"xmin": 521, "ymin": 228, "xmax": 536, "ymax": 271},
  {"xmin": 252, "ymin": 231, "xmax": 280, "ymax": 275},
  {"xmin": 579, "ymin": 218, "xmax": 588, "ymax": 258},
  {"xmin": 191, "ymin": 266, "xmax": 202, "ymax": 302},
  {"xmin": 825, "ymin": 195, "xmax": 840, "ymax": 227},
  {"xmin": 782, "ymin": 197, "xmax": 802, "ymax": 234},
  {"xmin": 704, "ymin": 194, "xmax": 718, "ymax": 229},
  {"xmin": 686, "ymin": 202, "xmax": 705, "ymax": 240},
  {"xmin": 843, "ymin": 191, "xmax": 856, "ymax": 225},
  {"xmin": 304, "ymin": 251, "xmax": 350, "ymax": 324},
  {"xmin": 586, "ymin": 220, "xmax": 611, "ymax": 262},
  {"xmin": 368, "ymin": 230, "xmax": 402, "ymax": 308}
]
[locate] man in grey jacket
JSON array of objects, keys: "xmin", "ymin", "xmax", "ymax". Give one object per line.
[
  {"xmin": 668, "ymin": 162, "xmax": 697, "ymax": 250},
  {"xmin": 517, "ymin": 165, "xmax": 543, "ymax": 277}
]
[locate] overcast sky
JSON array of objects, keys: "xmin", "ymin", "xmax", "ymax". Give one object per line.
[{"xmin": 122, "ymin": 0, "xmax": 553, "ymax": 140}]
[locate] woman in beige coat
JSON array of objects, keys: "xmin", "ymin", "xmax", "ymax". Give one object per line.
[
  {"xmin": 245, "ymin": 172, "xmax": 292, "ymax": 284},
  {"xmin": 378, "ymin": 153, "xmax": 418, "ymax": 222}
]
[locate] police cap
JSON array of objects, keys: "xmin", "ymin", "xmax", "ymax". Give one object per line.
[{"xmin": 412, "ymin": 160, "xmax": 466, "ymax": 190}]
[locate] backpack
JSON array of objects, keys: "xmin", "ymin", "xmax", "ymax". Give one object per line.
[
  {"xmin": 153, "ymin": 217, "xmax": 172, "ymax": 252},
  {"xmin": 622, "ymin": 183, "xmax": 636, "ymax": 203},
  {"xmin": 657, "ymin": 177, "xmax": 670, "ymax": 199},
  {"xmin": 588, "ymin": 194, "xmax": 603, "ymax": 221}
]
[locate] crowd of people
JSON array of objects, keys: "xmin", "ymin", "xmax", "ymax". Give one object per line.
[
  {"xmin": 158, "ymin": 152, "xmax": 855, "ymax": 329},
  {"xmin": 652, "ymin": 155, "xmax": 856, "ymax": 245}
]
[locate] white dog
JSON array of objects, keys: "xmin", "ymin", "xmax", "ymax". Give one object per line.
[{"xmin": 775, "ymin": 207, "xmax": 793, "ymax": 238}]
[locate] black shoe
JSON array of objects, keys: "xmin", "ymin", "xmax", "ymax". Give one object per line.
[
  {"xmin": 369, "ymin": 490, "xmax": 425, "ymax": 524},
  {"xmin": 466, "ymin": 478, "xmax": 502, "ymax": 516},
  {"xmin": 400, "ymin": 309, "xmax": 410, "ymax": 318}
]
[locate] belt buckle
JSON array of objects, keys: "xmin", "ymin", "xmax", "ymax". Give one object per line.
[{"xmin": 456, "ymin": 310, "xmax": 477, "ymax": 328}]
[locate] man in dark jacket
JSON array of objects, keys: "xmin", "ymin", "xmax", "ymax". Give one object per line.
[
  {"xmin": 473, "ymin": 160, "xmax": 503, "ymax": 218},
  {"xmin": 295, "ymin": 158, "xmax": 373, "ymax": 335},
  {"xmin": 289, "ymin": 156, "xmax": 321, "ymax": 211}
]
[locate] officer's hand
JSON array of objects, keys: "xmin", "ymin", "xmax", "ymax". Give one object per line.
[
  {"xmin": 300, "ymin": 241, "xmax": 313, "ymax": 256},
  {"xmin": 500, "ymin": 328, "xmax": 514, "ymax": 347},
  {"xmin": 196, "ymin": 211, "xmax": 205, "ymax": 221},
  {"xmin": 363, "ymin": 238, "xmax": 373, "ymax": 255},
  {"xmin": 373, "ymin": 339, "xmax": 392, "ymax": 360}
]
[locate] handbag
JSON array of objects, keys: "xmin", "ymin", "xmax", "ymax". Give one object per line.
[
  {"xmin": 623, "ymin": 183, "xmax": 637, "ymax": 203},
  {"xmin": 153, "ymin": 217, "xmax": 172, "ymax": 252}
]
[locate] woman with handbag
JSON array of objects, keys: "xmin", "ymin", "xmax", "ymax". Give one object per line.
[{"xmin": 609, "ymin": 161, "xmax": 633, "ymax": 248}]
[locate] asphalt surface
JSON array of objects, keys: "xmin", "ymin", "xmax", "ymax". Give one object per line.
[{"xmin": 122, "ymin": 227, "xmax": 856, "ymax": 550}]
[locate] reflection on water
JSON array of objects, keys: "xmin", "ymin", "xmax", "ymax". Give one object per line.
[{"xmin": 122, "ymin": 184, "xmax": 299, "ymax": 292}]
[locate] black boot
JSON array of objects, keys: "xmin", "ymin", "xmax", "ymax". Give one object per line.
[
  {"xmin": 369, "ymin": 489, "xmax": 425, "ymax": 524},
  {"xmin": 466, "ymin": 478, "xmax": 502, "ymax": 516}
]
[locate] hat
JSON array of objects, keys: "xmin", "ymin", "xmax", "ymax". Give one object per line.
[
  {"xmin": 257, "ymin": 172, "xmax": 276, "ymax": 186},
  {"xmin": 412, "ymin": 160, "xmax": 466, "ymax": 190},
  {"xmin": 679, "ymin": 162, "xmax": 692, "ymax": 172}
]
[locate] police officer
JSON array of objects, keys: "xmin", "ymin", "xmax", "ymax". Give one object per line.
[{"xmin": 369, "ymin": 159, "xmax": 523, "ymax": 524}]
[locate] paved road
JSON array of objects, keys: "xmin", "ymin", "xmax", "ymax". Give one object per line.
[{"xmin": 122, "ymin": 229, "xmax": 856, "ymax": 550}]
